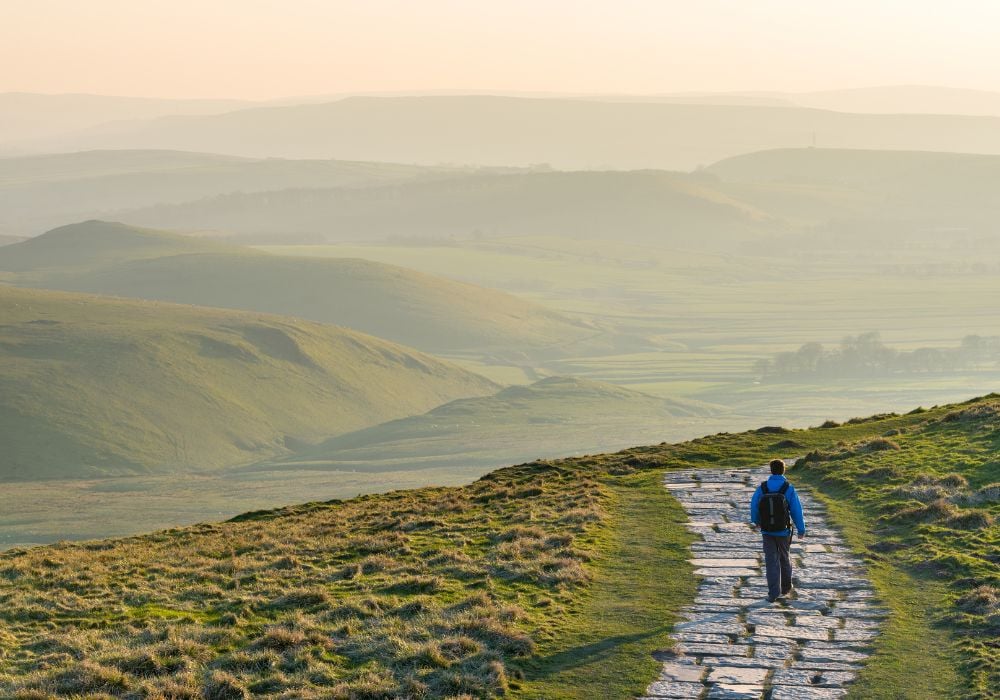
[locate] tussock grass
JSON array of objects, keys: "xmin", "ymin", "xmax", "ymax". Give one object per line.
[
  {"xmin": 794, "ymin": 398, "xmax": 1000, "ymax": 697},
  {"xmin": 0, "ymin": 458, "xmax": 612, "ymax": 698}
]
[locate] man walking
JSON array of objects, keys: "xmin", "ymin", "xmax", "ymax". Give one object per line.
[{"xmin": 750, "ymin": 459, "xmax": 806, "ymax": 602}]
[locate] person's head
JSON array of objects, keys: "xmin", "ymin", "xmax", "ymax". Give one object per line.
[{"xmin": 769, "ymin": 459, "xmax": 786, "ymax": 475}]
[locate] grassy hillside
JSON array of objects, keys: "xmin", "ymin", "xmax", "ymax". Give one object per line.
[
  {"xmin": 267, "ymin": 376, "xmax": 715, "ymax": 473},
  {"xmin": 0, "ymin": 150, "xmax": 465, "ymax": 238},
  {"xmin": 0, "ymin": 220, "xmax": 234, "ymax": 272},
  {"xmin": 117, "ymin": 169, "xmax": 779, "ymax": 247},
  {"xmin": 1, "ymin": 397, "xmax": 996, "ymax": 697},
  {"xmin": 42, "ymin": 95, "xmax": 1000, "ymax": 170},
  {"xmin": 0, "ymin": 285, "xmax": 497, "ymax": 480},
  {"xmin": 0, "ymin": 221, "xmax": 605, "ymax": 358}
]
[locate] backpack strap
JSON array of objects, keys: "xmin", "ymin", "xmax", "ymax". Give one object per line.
[
  {"xmin": 760, "ymin": 481, "xmax": 769, "ymax": 494},
  {"xmin": 778, "ymin": 482, "xmax": 790, "ymax": 495}
]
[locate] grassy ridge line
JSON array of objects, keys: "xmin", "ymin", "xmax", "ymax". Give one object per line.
[{"xmin": 2, "ymin": 397, "xmax": 996, "ymax": 698}]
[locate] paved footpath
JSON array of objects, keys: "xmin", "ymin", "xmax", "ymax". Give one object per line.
[{"xmin": 639, "ymin": 465, "xmax": 886, "ymax": 700}]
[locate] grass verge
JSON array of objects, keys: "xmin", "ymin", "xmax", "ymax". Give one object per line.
[
  {"xmin": 514, "ymin": 469, "xmax": 696, "ymax": 698},
  {"xmin": 800, "ymin": 483, "xmax": 967, "ymax": 699}
]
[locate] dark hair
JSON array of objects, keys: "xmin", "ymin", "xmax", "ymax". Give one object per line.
[{"xmin": 769, "ymin": 459, "xmax": 786, "ymax": 475}]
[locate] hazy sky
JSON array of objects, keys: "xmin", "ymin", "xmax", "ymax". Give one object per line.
[{"xmin": 4, "ymin": 0, "xmax": 1000, "ymax": 99}]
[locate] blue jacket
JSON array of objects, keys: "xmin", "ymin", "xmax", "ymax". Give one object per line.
[{"xmin": 750, "ymin": 475, "xmax": 806, "ymax": 537}]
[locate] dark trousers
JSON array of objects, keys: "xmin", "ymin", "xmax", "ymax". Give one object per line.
[{"xmin": 762, "ymin": 534, "xmax": 793, "ymax": 599}]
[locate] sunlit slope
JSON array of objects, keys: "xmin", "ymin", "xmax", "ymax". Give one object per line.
[
  {"xmin": 0, "ymin": 221, "xmax": 600, "ymax": 356},
  {"xmin": 0, "ymin": 286, "xmax": 497, "ymax": 480},
  {"xmin": 708, "ymin": 147, "xmax": 1000, "ymax": 229},
  {"xmin": 47, "ymin": 95, "xmax": 1000, "ymax": 169},
  {"xmin": 119, "ymin": 170, "xmax": 779, "ymax": 246},
  {"xmin": 266, "ymin": 376, "xmax": 715, "ymax": 472},
  {"xmin": 0, "ymin": 150, "xmax": 461, "ymax": 238}
]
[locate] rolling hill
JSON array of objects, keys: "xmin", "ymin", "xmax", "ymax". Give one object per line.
[
  {"xmin": 36, "ymin": 95, "xmax": 1000, "ymax": 170},
  {"xmin": 265, "ymin": 376, "xmax": 714, "ymax": 473},
  {"xmin": 0, "ymin": 149, "xmax": 468, "ymax": 239},
  {"xmin": 0, "ymin": 92, "xmax": 251, "ymax": 146},
  {"xmin": 0, "ymin": 221, "xmax": 603, "ymax": 358},
  {"xmin": 0, "ymin": 285, "xmax": 497, "ymax": 480},
  {"xmin": 115, "ymin": 169, "xmax": 780, "ymax": 246}
]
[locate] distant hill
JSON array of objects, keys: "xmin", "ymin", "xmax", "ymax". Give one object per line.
[
  {"xmin": 0, "ymin": 285, "xmax": 497, "ymax": 479},
  {"xmin": 116, "ymin": 170, "xmax": 779, "ymax": 246},
  {"xmin": 0, "ymin": 221, "xmax": 603, "ymax": 357},
  {"xmin": 263, "ymin": 376, "xmax": 715, "ymax": 473},
  {"xmin": 648, "ymin": 86, "xmax": 1000, "ymax": 117},
  {"xmin": 0, "ymin": 92, "xmax": 251, "ymax": 146},
  {"xmin": 791, "ymin": 85, "xmax": 1000, "ymax": 116},
  {"xmin": 36, "ymin": 95, "xmax": 1000, "ymax": 170},
  {"xmin": 0, "ymin": 149, "xmax": 467, "ymax": 238}
]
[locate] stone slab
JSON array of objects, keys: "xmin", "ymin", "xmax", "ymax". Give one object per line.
[
  {"xmin": 642, "ymin": 680, "xmax": 706, "ymax": 698},
  {"xmin": 706, "ymin": 684, "xmax": 764, "ymax": 699},
  {"xmin": 769, "ymin": 686, "xmax": 847, "ymax": 699},
  {"xmin": 753, "ymin": 625, "xmax": 830, "ymax": 641},
  {"xmin": 707, "ymin": 666, "xmax": 768, "ymax": 685},
  {"xmin": 658, "ymin": 662, "xmax": 708, "ymax": 682}
]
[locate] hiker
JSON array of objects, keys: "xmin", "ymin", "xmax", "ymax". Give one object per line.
[{"xmin": 750, "ymin": 459, "xmax": 806, "ymax": 602}]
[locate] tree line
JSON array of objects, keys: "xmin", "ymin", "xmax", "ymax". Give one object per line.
[{"xmin": 753, "ymin": 332, "xmax": 1000, "ymax": 380}]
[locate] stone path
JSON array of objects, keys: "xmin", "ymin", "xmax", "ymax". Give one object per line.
[{"xmin": 639, "ymin": 465, "xmax": 886, "ymax": 700}]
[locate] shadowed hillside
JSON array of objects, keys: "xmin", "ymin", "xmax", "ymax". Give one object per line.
[
  {"xmin": 0, "ymin": 221, "xmax": 604, "ymax": 358},
  {"xmin": 116, "ymin": 169, "xmax": 779, "ymax": 246},
  {"xmin": 266, "ymin": 376, "xmax": 715, "ymax": 472},
  {"xmin": 0, "ymin": 150, "xmax": 471, "ymax": 238},
  {"xmin": 708, "ymin": 147, "xmax": 1000, "ymax": 234},
  {"xmin": 0, "ymin": 285, "xmax": 497, "ymax": 479}
]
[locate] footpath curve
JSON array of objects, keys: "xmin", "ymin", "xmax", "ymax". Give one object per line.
[{"xmin": 639, "ymin": 465, "xmax": 886, "ymax": 700}]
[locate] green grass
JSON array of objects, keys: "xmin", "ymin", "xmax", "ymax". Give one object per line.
[
  {"xmin": 801, "ymin": 485, "xmax": 966, "ymax": 699},
  {"xmin": 792, "ymin": 401, "xmax": 1000, "ymax": 697},
  {"xmin": 515, "ymin": 469, "xmax": 696, "ymax": 698},
  {"xmin": 0, "ymin": 285, "xmax": 496, "ymax": 479}
]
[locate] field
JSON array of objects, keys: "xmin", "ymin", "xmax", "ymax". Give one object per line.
[{"xmin": 261, "ymin": 233, "xmax": 1000, "ymax": 427}]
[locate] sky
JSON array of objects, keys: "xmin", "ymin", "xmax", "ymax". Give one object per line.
[{"xmin": 3, "ymin": 0, "xmax": 1000, "ymax": 100}]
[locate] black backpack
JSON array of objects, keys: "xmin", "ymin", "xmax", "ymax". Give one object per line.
[{"xmin": 759, "ymin": 481, "xmax": 791, "ymax": 531}]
